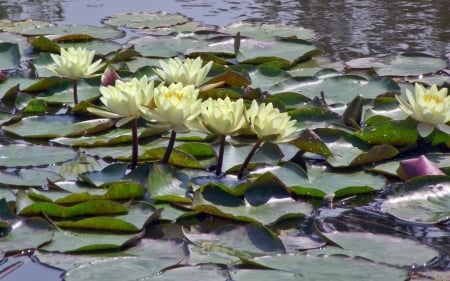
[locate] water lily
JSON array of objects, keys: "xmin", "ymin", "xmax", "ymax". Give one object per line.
[
  {"xmin": 87, "ymin": 76, "xmax": 155, "ymax": 168},
  {"xmin": 153, "ymin": 57, "xmax": 213, "ymax": 87},
  {"xmin": 198, "ymin": 97, "xmax": 247, "ymax": 175},
  {"xmin": 238, "ymin": 100, "xmax": 298, "ymax": 179},
  {"xmin": 47, "ymin": 47, "xmax": 106, "ymax": 105},
  {"xmin": 396, "ymin": 83, "xmax": 450, "ymax": 137},
  {"xmin": 141, "ymin": 82, "xmax": 202, "ymax": 164}
]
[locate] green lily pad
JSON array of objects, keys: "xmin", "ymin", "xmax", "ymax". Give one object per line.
[
  {"xmin": 319, "ymin": 231, "xmax": 439, "ymax": 267},
  {"xmin": 55, "ymin": 201, "xmax": 159, "ymax": 232},
  {"xmin": 345, "ymin": 53, "xmax": 448, "ymax": 76},
  {"xmin": 270, "ymin": 75, "xmax": 400, "ymax": 104},
  {"xmin": 0, "ymin": 42, "xmax": 20, "ymax": 70},
  {"xmin": 184, "ymin": 223, "xmax": 285, "ymax": 257},
  {"xmin": 0, "ymin": 144, "xmax": 77, "ymax": 167},
  {"xmin": 3, "ymin": 115, "xmax": 114, "ymax": 138},
  {"xmin": 380, "ymin": 176, "xmax": 450, "ymax": 224},
  {"xmin": 251, "ymin": 253, "xmax": 407, "ymax": 281},
  {"xmin": 0, "ymin": 217, "xmax": 53, "ymax": 254},
  {"xmin": 148, "ymin": 164, "xmax": 191, "ymax": 203},
  {"xmin": 102, "ymin": 11, "xmax": 190, "ymax": 29},
  {"xmin": 64, "ymin": 239, "xmax": 187, "ymax": 279},
  {"xmin": 0, "ymin": 169, "xmax": 62, "ymax": 187},
  {"xmin": 40, "ymin": 228, "xmax": 142, "ymax": 253},
  {"xmin": 0, "ymin": 19, "xmax": 52, "ymax": 33},
  {"xmin": 274, "ymin": 162, "xmax": 386, "ymax": 198},
  {"xmin": 221, "ymin": 22, "xmax": 316, "ymax": 41},
  {"xmin": 17, "ymin": 193, "xmax": 128, "ymax": 218},
  {"xmin": 129, "ymin": 35, "xmax": 208, "ymax": 58},
  {"xmin": 22, "ymin": 24, "xmax": 124, "ymax": 40}
]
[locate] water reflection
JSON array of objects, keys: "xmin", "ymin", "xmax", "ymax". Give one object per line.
[{"xmin": 0, "ymin": 0, "xmax": 448, "ymax": 60}]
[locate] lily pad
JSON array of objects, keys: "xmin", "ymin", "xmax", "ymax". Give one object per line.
[
  {"xmin": 3, "ymin": 115, "xmax": 114, "ymax": 138},
  {"xmin": 102, "ymin": 12, "xmax": 190, "ymax": 29},
  {"xmin": 221, "ymin": 22, "xmax": 316, "ymax": 41},
  {"xmin": 0, "ymin": 144, "xmax": 77, "ymax": 167},
  {"xmin": 251, "ymin": 253, "xmax": 407, "ymax": 281},
  {"xmin": 345, "ymin": 53, "xmax": 448, "ymax": 76},
  {"xmin": 380, "ymin": 176, "xmax": 450, "ymax": 224},
  {"xmin": 22, "ymin": 24, "xmax": 124, "ymax": 40},
  {"xmin": 273, "ymin": 75, "xmax": 400, "ymax": 104}
]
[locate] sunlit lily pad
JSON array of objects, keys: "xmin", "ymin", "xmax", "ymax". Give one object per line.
[
  {"xmin": 3, "ymin": 115, "xmax": 114, "ymax": 139},
  {"xmin": 270, "ymin": 75, "xmax": 400, "ymax": 104},
  {"xmin": 319, "ymin": 231, "xmax": 439, "ymax": 267},
  {"xmin": 22, "ymin": 24, "xmax": 124, "ymax": 40},
  {"xmin": 40, "ymin": 228, "xmax": 142, "ymax": 253},
  {"xmin": 128, "ymin": 35, "xmax": 208, "ymax": 58},
  {"xmin": 102, "ymin": 11, "xmax": 190, "ymax": 29},
  {"xmin": 274, "ymin": 162, "xmax": 386, "ymax": 197},
  {"xmin": 0, "ymin": 217, "xmax": 53, "ymax": 254},
  {"xmin": 380, "ymin": 176, "xmax": 450, "ymax": 223},
  {"xmin": 251, "ymin": 253, "xmax": 407, "ymax": 281},
  {"xmin": 221, "ymin": 22, "xmax": 316, "ymax": 41},
  {"xmin": 345, "ymin": 53, "xmax": 448, "ymax": 76},
  {"xmin": 0, "ymin": 42, "xmax": 21, "ymax": 70},
  {"xmin": 0, "ymin": 19, "xmax": 52, "ymax": 33},
  {"xmin": 0, "ymin": 144, "xmax": 77, "ymax": 167},
  {"xmin": 0, "ymin": 169, "xmax": 62, "ymax": 187},
  {"xmin": 184, "ymin": 223, "xmax": 285, "ymax": 257}
]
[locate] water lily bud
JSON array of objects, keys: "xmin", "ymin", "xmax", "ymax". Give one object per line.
[
  {"xmin": 101, "ymin": 65, "xmax": 121, "ymax": 87},
  {"xmin": 397, "ymin": 155, "xmax": 445, "ymax": 181}
]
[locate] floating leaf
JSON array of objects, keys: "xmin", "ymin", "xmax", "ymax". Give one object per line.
[
  {"xmin": 251, "ymin": 253, "xmax": 407, "ymax": 281},
  {"xmin": 22, "ymin": 24, "xmax": 124, "ymax": 40},
  {"xmin": 102, "ymin": 12, "xmax": 190, "ymax": 29},
  {"xmin": 345, "ymin": 53, "xmax": 448, "ymax": 76},
  {"xmin": 0, "ymin": 169, "xmax": 62, "ymax": 187},
  {"xmin": 184, "ymin": 223, "xmax": 285, "ymax": 257},
  {"xmin": 319, "ymin": 231, "xmax": 439, "ymax": 267},
  {"xmin": 148, "ymin": 164, "xmax": 191, "ymax": 203},
  {"xmin": 3, "ymin": 115, "xmax": 114, "ymax": 138},
  {"xmin": 0, "ymin": 144, "xmax": 77, "ymax": 167},
  {"xmin": 270, "ymin": 75, "xmax": 399, "ymax": 104},
  {"xmin": 221, "ymin": 22, "xmax": 316, "ymax": 41},
  {"xmin": 381, "ymin": 176, "xmax": 450, "ymax": 224}
]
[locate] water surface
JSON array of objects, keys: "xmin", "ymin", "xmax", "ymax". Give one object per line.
[{"xmin": 1, "ymin": 0, "xmax": 448, "ymax": 60}]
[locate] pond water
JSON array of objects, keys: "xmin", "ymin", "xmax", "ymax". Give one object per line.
[{"xmin": 1, "ymin": 0, "xmax": 449, "ymax": 60}]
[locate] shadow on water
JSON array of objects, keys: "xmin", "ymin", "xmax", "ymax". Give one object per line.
[{"xmin": 0, "ymin": 0, "xmax": 448, "ymax": 60}]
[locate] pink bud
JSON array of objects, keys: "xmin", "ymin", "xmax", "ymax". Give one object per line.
[
  {"xmin": 101, "ymin": 66, "xmax": 121, "ymax": 87},
  {"xmin": 397, "ymin": 155, "xmax": 444, "ymax": 181}
]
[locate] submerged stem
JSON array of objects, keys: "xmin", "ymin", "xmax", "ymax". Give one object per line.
[
  {"xmin": 162, "ymin": 130, "xmax": 177, "ymax": 164},
  {"xmin": 237, "ymin": 139, "xmax": 263, "ymax": 179},
  {"xmin": 215, "ymin": 134, "xmax": 227, "ymax": 176},
  {"xmin": 130, "ymin": 118, "xmax": 138, "ymax": 169},
  {"xmin": 72, "ymin": 79, "xmax": 78, "ymax": 105}
]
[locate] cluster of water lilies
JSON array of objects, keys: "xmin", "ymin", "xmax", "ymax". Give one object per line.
[
  {"xmin": 47, "ymin": 47, "xmax": 298, "ymax": 178},
  {"xmin": 47, "ymin": 46, "xmax": 450, "ymax": 179}
]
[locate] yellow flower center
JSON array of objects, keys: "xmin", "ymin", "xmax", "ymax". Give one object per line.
[
  {"xmin": 424, "ymin": 93, "xmax": 442, "ymax": 104},
  {"xmin": 164, "ymin": 90, "xmax": 184, "ymax": 101}
]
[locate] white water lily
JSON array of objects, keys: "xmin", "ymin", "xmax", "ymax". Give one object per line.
[
  {"xmin": 199, "ymin": 97, "xmax": 247, "ymax": 135},
  {"xmin": 87, "ymin": 76, "xmax": 155, "ymax": 127},
  {"xmin": 47, "ymin": 47, "xmax": 105, "ymax": 79},
  {"xmin": 141, "ymin": 82, "xmax": 202, "ymax": 133},
  {"xmin": 396, "ymin": 83, "xmax": 450, "ymax": 137},
  {"xmin": 246, "ymin": 100, "xmax": 298, "ymax": 143},
  {"xmin": 153, "ymin": 57, "xmax": 213, "ymax": 87}
]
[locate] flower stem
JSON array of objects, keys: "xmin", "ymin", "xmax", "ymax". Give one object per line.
[
  {"xmin": 162, "ymin": 130, "xmax": 177, "ymax": 164},
  {"xmin": 72, "ymin": 79, "xmax": 78, "ymax": 105},
  {"xmin": 215, "ymin": 134, "xmax": 227, "ymax": 176},
  {"xmin": 130, "ymin": 118, "xmax": 139, "ymax": 169},
  {"xmin": 237, "ymin": 139, "xmax": 263, "ymax": 179}
]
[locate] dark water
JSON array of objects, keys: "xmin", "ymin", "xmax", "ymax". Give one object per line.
[{"xmin": 0, "ymin": 0, "xmax": 449, "ymax": 60}]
